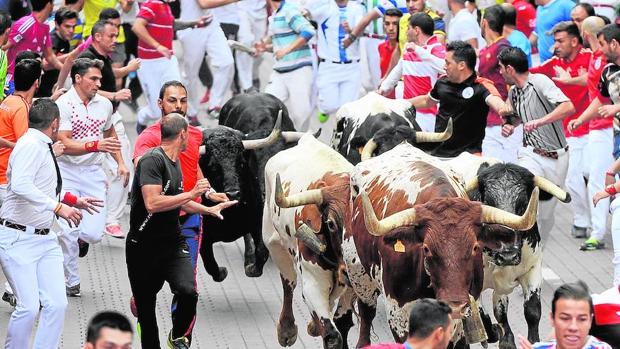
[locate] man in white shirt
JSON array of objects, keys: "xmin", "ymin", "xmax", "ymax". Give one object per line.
[
  {"xmin": 0, "ymin": 98, "xmax": 101, "ymax": 349},
  {"xmin": 447, "ymin": 0, "xmax": 485, "ymax": 49},
  {"xmin": 56, "ymin": 57, "xmax": 129, "ymax": 297}
]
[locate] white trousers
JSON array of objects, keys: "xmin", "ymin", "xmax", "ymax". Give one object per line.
[
  {"xmin": 416, "ymin": 112, "xmax": 436, "ymax": 133},
  {"xmin": 137, "ymin": 56, "xmax": 182, "ymax": 125},
  {"xmin": 104, "ymin": 115, "xmax": 132, "ymax": 226},
  {"xmin": 482, "ymin": 125, "xmax": 523, "ymax": 163},
  {"xmin": 359, "ymin": 37, "xmax": 382, "ymax": 92},
  {"xmin": 0, "ymin": 227, "xmax": 67, "ymax": 349},
  {"xmin": 177, "ymin": 24, "xmax": 235, "ymax": 113},
  {"xmin": 316, "ymin": 61, "xmax": 361, "ymax": 116},
  {"xmin": 58, "ymin": 164, "xmax": 107, "ymax": 287},
  {"xmin": 610, "ymin": 198, "xmax": 620, "ymax": 286},
  {"xmin": 565, "ymin": 136, "xmax": 591, "ymax": 229},
  {"xmin": 587, "ymin": 128, "xmax": 614, "ymax": 240},
  {"xmin": 517, "ymin": 146, "xmax": 569, "ymax": 245},
  {"xmin": 265, "ymin": 65, "xmax": 314, "ymax": 131},
  {"xmin": 0, "ymin": 184, "xmax": 13, "ymax": 295},
  {"xmin": 236, "ymin": 8, "xmax": 267, "ymax": 90}
]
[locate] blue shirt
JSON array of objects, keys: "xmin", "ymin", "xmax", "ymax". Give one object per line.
[
  {"xmin": 535, "ymin": 0, "xmax": 574, "ymax": 62},
  {"xmin": 508, "ymin": 29, "xmax": 533, "ymax": 67},
  {"xmin": 268, "ymin": 0, "xmax": 316, "ymax": 73}
]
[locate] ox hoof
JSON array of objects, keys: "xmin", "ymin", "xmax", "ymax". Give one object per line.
[
  {"xmin": 212, "ymin": 267, "xmax": 228, "ymax": 282},
  {"xmin": 277, "ymin": 323, "xmax": 298, "ymax": 347},
  {"xmin": 323, "ymin": 332, "xmax": 343, "ymax": 349},
  {"xmin": 498, "ymin": 337, "xmax": 516, "ymax": 349},
  {"xmin": 245, "ymin": 263, "xmax": 263, "ymax": 278},
  {"xmin": 307, "ymin": 319, "xmax": 320, "ymax": 337}
]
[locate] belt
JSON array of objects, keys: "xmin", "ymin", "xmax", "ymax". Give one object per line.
[
  {"xmin": 318, "ymin": 58, "xmax": 360, "ymax": 64},
  {"xmin": 532, "ymin": 146, "xmax": 569, "ymax": 160},
  {"xmin": 0, "ymin": 218, "xmax": 50, "ymax": 235}
]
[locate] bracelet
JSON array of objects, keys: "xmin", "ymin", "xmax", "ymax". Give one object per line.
[
  {"xmin": 54, "ymin": 202, "xmax": 62, "ymax": 214},
  {"xmin": 605, "ymin": 184, "xmax": 618, "ymax": 196},
  {"xmin": 62, "ymin": 192, "xmax": 78, "ymax": 206},
  {"xmin": 606, "ymin": 171, "xmax": 616, "ymax": 177},
  {"xmin": 348, "ymin": 33, "xmax": 357, "ymax": 43},
  {"xmin": 84, "ymin": 140, "xmax": 99, "ymax": 152}
]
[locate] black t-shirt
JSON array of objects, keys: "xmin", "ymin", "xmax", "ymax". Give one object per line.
[
  {"xmin": 129, "ymin": 147, "xmax": 184, "ymax": 242},
  {"xmin": 36, "ymin": 31, "xmax": 70, "ymax": 98},
  {"xmin": 422, "ymin": 73, "xmax": 496, "ymax": 158},
  {"xmin": 599, "ymin": 63, "xmax": 620, "ymax": 103},
  {"xmin": 79, "ymin": 46, "xmax": 116, "ymax": 93}
]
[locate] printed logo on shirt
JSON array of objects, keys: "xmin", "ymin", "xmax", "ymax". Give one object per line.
[
  {"xmin": 595, "ymin": 57, "xmax": 602, "ymax": 70},
  {"xmin": 13, "ymin": 34, "xmax": 22, "ymax": 43},
  {"xmin": 462, "ymin": 87, "xmax": 474, "ymax": 99}
]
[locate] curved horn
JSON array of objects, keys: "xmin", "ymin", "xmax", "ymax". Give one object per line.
[
  {"xmin": 281, "ymin": 131, "xmax": 307, "ymax": 143},
  {"xmin": 534, "ymin": 176, "xmax": 571, "ymax": 203},
  {"xmin": 242, "ymin": 109, "xmax": 282, "ymax": 149},
  {"xmin": 360, "ymin": 191, "xmax": 418, "ymax": 237},
  {"xmin": 414, "ymin": 118, "xmax": 453, "ymax": 143},
  {"xmin": 199, "ymin": 145, "xmax": 206, "ymax": 155},
  {"xmin": 294, "ymin": 222, "xmax": 327, "ymax": 254},
  {"xmin": 360, "ymin": 138, "xmax": 378, "ymax": 161},
  {"xmin": 481, "ymin": 187, "xmax": 539, "ymax": 230},
  {"xmin": 274, "ymin": 173, "xmax": 323, "ymax": 208},
  {"xmin": 464, "ymin": 177, "xmax": 479, "ymax": 193}
]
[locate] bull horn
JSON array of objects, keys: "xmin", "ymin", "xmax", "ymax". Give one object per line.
[
  {"xmin": 360, "ymin": 190, "xmax": 417, "ymax": 237},
  {"xmin": 274, "ymin": 173, "xmax": 323, "ymax": 208},
  {"xmin": 281, "ymin": 129, "xmax": 322, "ymax": 143},
  {"xmin": 464, "ymin": 177, "xmax": 479, "ymax": 193},
  {"xmin": 242, "ymin": 109, "xmax": 282, "ymax": 149},
  {"xmin": 414, "ymin": 118, "xmax": 453, "ymax": 143},
  {"xmin": 295, "ymin": 222, "xmax": 327, "ymax": 254},
  {"xmin": 199, "ymin": 145, "xmax": 206, "ymax": 155},
  {"xmin": 481, "ymin": 187, "xmax": 539, "ymax": 230},
  {"xmin": 360, "ymin": 138, "xmax": 378, "ymax": 161},
  {"xmin": 534, "ymin": 176, "xmax": 572, "ymax": 203}
]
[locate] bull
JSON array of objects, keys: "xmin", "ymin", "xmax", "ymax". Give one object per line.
[
  {"xmin": 263, "ymin": 135, "xmax": 355, "ymax": 349},
  {"xmin": 333, "ymin": 92, "xmax": 452, "ymax": 165},
  {"xmin": 446, "ymin": 153, "xmax": 571, "ymax": 349},
  {"xmin": 342, "ymin": 143, "xmax": 540, "ymax": 347}
]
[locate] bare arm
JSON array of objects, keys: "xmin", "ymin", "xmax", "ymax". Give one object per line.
[
  {"xmin": 567, "ymin": 96, "xmax": 603, "ymax": 132},
  {"xmin": 344, "ymin": 11, "xmax": 380, "ymax": 48},
  {"xmin": 197, "ymin": 0, "xmax": 237, "ymax": 9},
  {"xmin": 133, "ymin": 18, "xmax": 161, "ymax": 50},
  {"xmin": 408, "ymin": 94, "xmax": 438, "ymax": 110},
  {"xmin": 142, "ymin": 185, "xmax": 197, "ymax": 213},
  {"xmin": 58, "ymin": 130, "xmax": 122, "ymax": 155},
  {"xmin": 43, "ymin": 47, "xmax": 63, "ymax": 70},
  {"xmin": 486, "ymin": 95, "xmax": 509, "ymax": 116},
  {"xmin": 103, "ymin": 126, "xmax": 125, "ymax": 167},
  {"xmin": 524, "ymin": 101, "xmax": 574, "ymax": 132},
  {"xmin": 181, "ymin": 200, "xmax": 237, "ymax": 219},
  {"xmin": 0, "ymin": 137, "xmax": 15, "ymax": 148}
]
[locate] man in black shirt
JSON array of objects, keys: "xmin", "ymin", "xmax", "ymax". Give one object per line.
[
  {"xmin": 37, "ymin": 7, "xmax": 76, "ymax": 98},
  {"xmin": 408, "ymin": 41, "xmax": 510, "ymax": 157},
  {"xmin": 127, "ymin": 113, "xmax": 236, "ymax": 348}
]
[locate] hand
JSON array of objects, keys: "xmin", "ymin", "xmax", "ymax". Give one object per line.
[
  {"xmin": 57, "ymin": 203, "xmax": 82, "ymax": 228},
  {"xmin": 341, "ymin": 20, "xmax": 350, "ymax": 33},
  {"xmin": 404, "ymin": 42, "xmax": 417, "ymax": 52},
  {"xmin": 97, "ymin": 137, "xmax": 122, "ymax": 153},
  {"xmin": 195, "ymin": 14, "xmax": 213, "ymax": 28},
  {"xmin": 41, "ymin": 58, "xmax": 52, "ymax": 71},
  {"xmin": 51, "ymin": 88, "xmax": 67, "ymax": 101},
  {"xmin": 207, "ymin": 192, "xmax": 229, "ymax": 203},
  {"xmin": 598, "ymin": 104, "xmax": 617, "ymax": 118},
  {"xmin": 118, "ymin": 164, "xmax": 130, "ymax": 187},
  {"xmin": 74, "ymin": 197, "xmax": 104, "ymax": 214},
  {"xmin": 498, "ymin": 104, "xmax": 513, "ymax": 117},
  {"xmin": 524, "ymin": 119, "xmax": 543, "ymax": 133},
  {"xmin": 274, "ymin": 49, "xmax": 288, "ymax": 60},
  {"xmin": 156, "ymin": 45, "xmax": 172, "ymax": 59},
  {"xmin": 567, "ymin": 119, "xmax": 582, "ymax": 134},
  {"xmin": 126, "ymin": 58, "xmax": 141, "ymax": 72},
  {"xmin": 52, "ymin": 141, "xmax": 65, "ymax": 156},
  {"xmin": 517, "ymin": 334, "xmax": 533, "ymax": 349},
  {"xmin": 207, "ymin": 200, "xmax": 238, "ymax": 220},
  {"xmin": 593, "ymin": 191, "xmax": 611, "ymax": 207},
  {"xmin": 551, "ymin": 66, "xmax": 572, "ymax": 84},
  {"xmin": 113, "ymin": 89, "xmax": 132, "ymax": 102},
  {"xmin": 254, "ymin": 40, "xmax": 266, "ymax": 54},
  {"xmin": 342, "ymin": 36, "xmax": 351, "ymax": 49},
  {"xmin": 190, "ymin": 178, "xmax": 211, "ymax": 199},
  {"xmin": 501, "ymin": 124, "xmax": 515, "ymax": 137}
]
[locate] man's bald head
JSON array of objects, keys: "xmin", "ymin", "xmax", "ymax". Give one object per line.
[{"xmin": 582, "ymin": 15, "xmax": 606, "ymax": 37}]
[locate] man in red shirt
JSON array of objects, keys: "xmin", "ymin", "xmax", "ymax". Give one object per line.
[
  {"xmin": 567, "ymin": 16, "xmax": 614, "ymax": 250},
  {"xmin": 378, "ymin": 8, "xmax": 402, "ymax": 83},
  {"xmin": 505, "ymin": 0, "xmax": 536, "ymax": 38},
  {"xmin": 530, "ymin": 21, "xmax": 593, "ymax": 241}
]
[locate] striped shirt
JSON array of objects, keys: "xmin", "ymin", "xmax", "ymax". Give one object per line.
[
  {"xmin": 309, "ymin": 0, "xmax": 364, "ymax": 62},
  {"xmin": 508, "ymin": 73, "xmax": 569, "ymax": 151},
  {"xmin": 269, "ymin": 0, "xmax": 315, "ymax": 73},
  {"xmin": 6, "ymin": 14, "xmax": 51, "ymax": 83},
  {"xmin": 532, "ymin": 336, "xmax": 612, "ymax": 349},
  {"xmin": 136, "ymin": 0, "xmax": 174, "ymax": 60}
]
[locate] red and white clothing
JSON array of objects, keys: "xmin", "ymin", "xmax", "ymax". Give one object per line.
[
  {"xmin": 6, "ymin": 14, "xmax": 51, "ymax": 84},
  {"xmin": 379, "ymin": 35, "xmax": 445, "ymax": 132},
  {"xmin": 136, "ymin": 0, "xmax": 174, "ymax": 60},
  {"xmin": 512, "ymin": 0, "xmax": 536, "ymax": 38}
]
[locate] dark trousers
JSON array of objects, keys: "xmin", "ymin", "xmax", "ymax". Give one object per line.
[
  {"xmin": 126, "ymin": 234, "xmax": 197, "ymax": 348},
  {"xmin": 122, "ymin": 22, "xmax": 143, "ymax": 100}
]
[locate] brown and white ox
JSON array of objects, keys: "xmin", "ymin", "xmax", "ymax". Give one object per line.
[
  {"xmin": 342, "ymin": 143, "xmax": 540, "ymax": 347},
  {"xmin": 263, "ymin": 134, "xmax": 355, "ymax": 349}
]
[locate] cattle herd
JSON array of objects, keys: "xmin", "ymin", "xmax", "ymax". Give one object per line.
[{"xmin": 196, "ymin": 91, "xmax": 616, "ymax": 349}]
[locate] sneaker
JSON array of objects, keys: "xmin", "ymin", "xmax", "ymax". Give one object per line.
[
  {"xmin": 580, "ymin": 237, "xmax": 606, "ymax": 251},
  {"xmin": 2, "ymin": 291, "xmax": 16, "ymax": 307},
  {"xmin": 136, "ymin": 122, "xmax": 147, "ymax": 135},
  {"xmin": 105, "ymin": 224, "xmax": 125, "ymax": 239},
  {"xmin": 78, "ymin": 239, "xmax": 89, "ymax": 258},
  {"xmin": 200, "ymin": 89, "xmax": 210, "ymax": 104},
  {"xmin": 66, "ymin": 284, "xmax": 81, "ymax": 297},
  {"xmin": 570, "ymin": 225, "xmax": 588, "ymax": 238},
  {"xmin": 129, "ymin": 296, "xmax": 138, "ymax": 317},
  {"xmin": 167, "ymin": 331, "xmax": 190, "ymax": 349},
  {"xmin": 188, "ymin": 115, "xmax": 201, "ymax": 127},
  {"xmin": 318, "ymin": 112, "xmax": 329, "ymax": 123}
]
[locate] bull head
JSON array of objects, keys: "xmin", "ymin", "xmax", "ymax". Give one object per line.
[
  {"xmin": 464, "ymin": 175, "xmax": 571, "ymax": 203},
  {"xmin": 360, "ymin": 118, "xmax": 453, "ymax": 161},
  {"xmin": 359, "ymin": 187, "xmax": 539, "ymax": 237}
]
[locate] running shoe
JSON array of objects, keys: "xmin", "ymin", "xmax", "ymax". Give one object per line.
[
  {"xmin": 167, "ymin": 331, "xmax": 190, "ymax": 349},
  {"xmin": 318, "ymin": 112, "xmax": 329, "ymax": 123},
  {"xmin": 78, "ymin": 239, "xmax": 89, "ymax": 257},
  {"xmin": 200, "ymin": 89, "xmax": 210, "ymax": 104},
  {"xmin": 2, "ymin": 291, "xmax": 16, "ymax": 307},
  {"xmin": 105, "ymin": 224, "xmax": 125, "ymax": 239},
  {"xmin": 66, "ymin": 284, "xmax": 81, "ymax": 297},
  {"xmin": 580, "ymin": 237, "xmax": 605, "ymax": 251},
  {"xmin": 570, "ymin": 225, "xmax": 588, "ymax": 238}
]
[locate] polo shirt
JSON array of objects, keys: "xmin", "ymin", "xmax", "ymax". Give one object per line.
[
  {"xmin": 530, "ymin": 48, "xmax": 592, "ymax": 137},
  {"xmin": 378, "ymin": 39, "xmax": 397, "ymax": 78},
  {"xmin": 0, "ymin": 95, "xmax": 29, "ymax": 184},
  {"xmin": 512, "ymin": 0, "xmax": 536, "ymax": 38},
  {"xmin": 137, "ymin": 0, "xmax": 175, "ymax": 60},
  {"xmin": 79, "ymin": 45, "xmax": 116, "ymax": 94},
  {"xmin": 269, "ymin": 0, "xmax": 315, "ymax": 73},
  {"xmin": 479, "ymin": 37, "xmax": 512, "ymax": 127},
  {"xmin": 37, "ymin": 31, "xmax": 70, "ymax": 98},
  {"xmin": 309, "ymin": 0, "xmax": 364, "ymax": 62},
  {"xmin": 398, "ymin": 8, "xmax": 445, "ymax": 54},
  {"xmin": 56, "ymin": 86, "xmax": 114, "ymax": 166},
  {"xmin": 423, "ymin": 73, "xmax": 500, "ymax": 157},
  {"xmin": 508, "ymin": 29, "xmax": 532, "ymax": 67},
  {"xmin": 534, "ymin": 0, "xmax": 573, "ymax": 62},
  {"xmin": 83, "ymin": 0, "xmax": 125, "ymax": 42},
  {"xmin": 447, "ymin": 9, "xmax": 485, "ymax": 49},
  {"xmin": 133, "ymin": 121, "xmax": 204, "ymax": 205},
  {"xmin": 6, "ymin": 14, "xmax": 52, "ymax": 83},
  {"xmin": 588, "ymin": 50, "xmax": 612, "ymax": 130}
]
